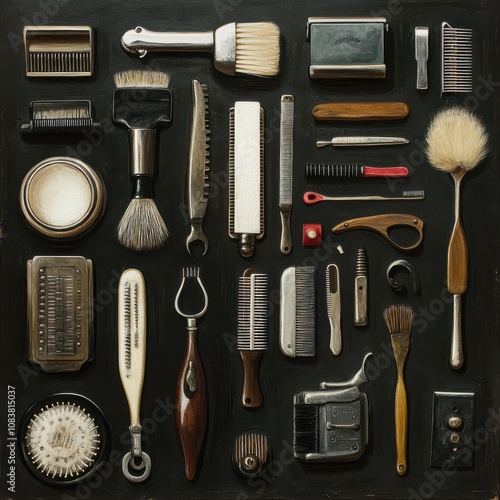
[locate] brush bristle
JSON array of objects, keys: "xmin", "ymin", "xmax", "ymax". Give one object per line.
[
  {"xmin": 117, "ymin": 199, "xmax": 168, "ymax": 251},
  {"xmin": 114, "ymin": 70, "xmax": 170, "ymax": 89},
  {"xmin": 383, "ymin": 305, "xmax": 413, "ymax": 335},
  {"xmin": 235, "ymin": 22, "xmax": 280, "ymax": 77},
  {"xmin": 425, "ymin": 107, "xmax": 489, "ymax": 172},
  {"xmin": 33, "ymin": 107, "xmax": 89, "ymax": 119}
]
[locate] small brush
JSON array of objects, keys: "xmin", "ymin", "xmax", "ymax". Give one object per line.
[
  {"xmin": 425, "ymin": 107, "xmax": 488, "ymax": 369},
  {"xmin": 384, "ymin": 304, "xmax": 413, "ymax": 477},
  {"xmin": 121, "ymin": 22, "xmax": 280, "ymax": 77},
  {"xmin": 305, "ymin": 164, "xmax": 409, "ymax": 179},
  {"xmin": 113, "ymin": 70, "xmax": 172, "ymax": 251}
]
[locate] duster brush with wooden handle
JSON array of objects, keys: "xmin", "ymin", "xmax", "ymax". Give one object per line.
[
  {"xmin": 384, "ymin": 304, "xmax": 413, "ymax": 477},
  {"xmin": 113, "ymin": 70, "xmax": 172, "ymax": 251},
  {"xmin": 425, "ymin": 107, "xmax": 488, "ymax": 369}
]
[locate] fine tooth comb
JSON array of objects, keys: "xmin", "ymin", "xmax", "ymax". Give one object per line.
[
  {"xmin": 228, "ymin": 102, "xmax": 265, "ymax": 257},
  {"xmin": 238, "ymin": 269, "xmax": 268, "ymax": 408},
  {"xmin": 279, "ymin": 94, "xmax": 294, "ymax": 255},
  {"xmin": 326, "ymin": 264, "xmax": 341, "ymax": 356},
  {"xmin": 186, "ymin": 80, "xmax": 210, "ymax": 256},
  {"xmin": 24, "ymin": 26, "xmax": 94, "ymax": 77},
  {"xmin": 118, "ymin": 269, "xmax": 151, "ymax": 483},
  {"xmin": 305, "ymin": 164, "xmax": 409, "ymax": 179},
  {"xmin": 20, "ymin": 394, "xmax": 109, "ymax": 485},
  {"xmin": 441, "ymin": 23, "xmax": 473, "ymax": 96},
  {"xmin": 20, "ymin": 100, "xmax": 99, "ymax": 134},
  {"xmin": 27, "ymin": 256, "xmax": 93, "ymax": 373},
  {"xmin": 280, "ymin": 266, "xmax": 315, "ymax": 358}
]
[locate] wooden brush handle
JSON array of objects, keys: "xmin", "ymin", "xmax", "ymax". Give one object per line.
[
  {"xmin": 448, "ymin": 219, "xmax": 468, "ymax": 293},
  {"xmin": 312, "ymin": 102, "xmax": 410, "ymax": 121},
  {"xmin": 240, "ymin": 350, "xmax": 263, "ymax": 408},
  {"xmin": 175, "ymin": 327, "xmax": 207, "ymax": 481},
  {"xmin": 394, "ymin": 372, "xmax": 408, "ymax": 476}
]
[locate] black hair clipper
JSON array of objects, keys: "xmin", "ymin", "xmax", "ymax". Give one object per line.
[{"xmin": 293, "ymin": 353, "xmax": 372, "ymax": 462}]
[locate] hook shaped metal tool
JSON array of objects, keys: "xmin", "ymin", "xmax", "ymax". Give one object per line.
[{"xmin": 387, "ymin": 260, "xmax": 420, "ymax": 293}]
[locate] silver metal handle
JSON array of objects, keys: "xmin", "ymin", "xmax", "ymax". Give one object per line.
[
  {"xmin": 330, "ymin": 136, "xmax": 409, "ymax": 147},
  {"xmin": 121, "ymin": 26, "xmax": 214, "ymax": 57},
  {"xmin": 450, "ymin": 294, "xmax": 464, "ymax": 369},
  {"xmin": 415, "ymin": 27, "xmax": 429, "ymax": 90},
  {"xmin": 130, "ymin": 129, "xmax": 156, "ymax": 177}
]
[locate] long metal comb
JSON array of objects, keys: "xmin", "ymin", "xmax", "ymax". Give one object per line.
[
  {"xmin": 280, "ymin": 266, "xmax": 315, "ymax": 357},
  {"xmin": 326, "ymin": 264, "xmax": 341, "ymax": 355},
  {"xmin": 441, "ymin": 22, "xmax": 472, "ymax": 96},
  {"xmin": 229, "ymin": 102, "xmax": 265, "ymax": 257},
  {"xmin": 238, "ymin": 269, "xmax": 268, "ymax": 408},
  {"xmin": 279, "ymin": 95, "xmax": 294, "ymax": 255}
]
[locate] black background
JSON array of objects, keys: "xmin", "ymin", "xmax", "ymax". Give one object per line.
[{"xmin": 1, "ymin": 0, "xmax": 499, "ymax": 498}]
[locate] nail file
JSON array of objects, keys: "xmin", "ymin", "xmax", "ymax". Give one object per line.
[{"xmin": 229, "ymin": 101, "xmax": 265, "ymax": 257}]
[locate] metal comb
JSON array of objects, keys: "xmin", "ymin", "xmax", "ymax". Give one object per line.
[{"xmin": 441, "ymin": 22, "xmax": 472, "ymax": 96}]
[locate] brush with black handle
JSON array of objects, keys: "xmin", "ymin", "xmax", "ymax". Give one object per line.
[{"xmin": 113, "ymin": 70, "xmax": 172, "ymax": 251}]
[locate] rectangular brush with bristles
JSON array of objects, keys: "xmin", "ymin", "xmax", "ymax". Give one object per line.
[
  {"xmin": 238, "ymin": 269, "xmax": 268, "ymax": 408},
  {"xmin": 279, "ymin": 266, "xmax": 315, "ymax": 358}
]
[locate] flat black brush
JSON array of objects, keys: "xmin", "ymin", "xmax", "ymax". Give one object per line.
[{"xmin": 113, "ymin": 70, "xmax": 173, "ymax": 251}]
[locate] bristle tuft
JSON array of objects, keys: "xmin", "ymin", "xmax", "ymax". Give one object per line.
[
  {"xmin": 425, "ymin": 107, "xmax": 489, "ymax": 172},
  {"xmin": 235, "ymin": 22, "xmax": 280, "ymax": 77},
  {"xmin": 33, "ymin": 107, "xmax": 89, "ymax": 119},
  {"xmin": 383, "ymin": 305, "xmax": 414, "ymax": 335},
  {"xmin": 114, "ymin": 70, "xmax": 170, "ymax": 89},
  {"xmin": 117, "ymin": 199, "xmax": 168, "ymax": 251}
]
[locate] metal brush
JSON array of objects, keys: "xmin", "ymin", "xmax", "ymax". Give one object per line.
[
  {"xmin": 441, "ymin": 23, "xmax": 472, "ymax": 96},
  {"xmin": 121, "ymin": 22, "xmax": 280, "ymax": 77},
  {"xmin": 326, "ymin": 264, "xmax": 341, "ymax": 355},
  {"xmin": 279, "ymin": 95, "xmax": 294, "ymax": 254},
  {"xmin": 238, "ymin": 269, "xmax": 268, "ymax": 408}
]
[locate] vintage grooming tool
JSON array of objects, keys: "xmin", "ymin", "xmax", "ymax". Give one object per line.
[
  {"xmin": 415, "ymin": 27, "xmax": 429, "ymax": 90},
  {"xmin": 384, "ymin": 305, "xmax": 414, "ymax": 476},
  {"xmin": 387, "ymin": 260, "xmax": 420, "ymax": 294},
  {"xmin": 293, "ymin": 353, "xmax": 372, "ymax": 462},
  {"xmin": 441, "ymin": 23, "xmax": 473, "ymax": 95},
  {"xmin": 113, "ymin": 70, "xmax": 172, "ymax": 251},
  {"xmin": 326, "ymin": 264, "xmax": 341, "ymax": 355},
  {"xmin": 280, "ymin": 266, "xmax": 315, "ymax": 358},
  {"xmin": 20, "ymin": 394, "xmax": 109, "ymax": 485},
  {"xmin": 24, "ymin": 26, "xmax": 94, "ymax": 77},
  {"xmin": 307, "ymin": 17, "xmax": 387, "ymax": 79},
  {"xmin": 332, "ymin": 214, "xmax": 424, "ymax": 252},
  {"xmin": 121, "ymin": 22, "xmax": 280, "ymax": 77},
  {"xmin": 228, "ymin": 102, "xmax": 265, "ymax": 257},
  {"xmin": 174, "ymin": 267, "xmax": 209, "ymax": 481},
  {"xmin": 232, "ymin": 433, "xmax": 271, "ymax": 479},
  {"xmin": 20, "ymin": 100, "xmax": 99, "ymax": 134},
  {"xmin": 118, "ymin": 269, "xmax": 151, "ymax": 482},
  {"xmin": 186, "ymin": 80, "xmax": 210, "ymax": 256},
  {"xmin": 279, "ymin": 95, "xmax": 294, "ymax": 255},
  {"xmin": 317, "ymin": 136, "xmax": 409, "ymax": 148},
  {"xmin": 425, "ymin": 107, "xmax": 488, "ymax": 369},
  {"xmin": 238, "ymin": 269, "xmax": 268, "ymax": 408},
  {"xmin": 302, "ymin": 224, "xmax": 322, "ymax": 247},
  {"xmin": 312, "ymin": 102, "xmax": 409, "ymax": 121},
  {"xmin": 305, "ymin": 164, "xmax": 408, "ymax": 179},
  {"xmin": 20, "ymin": 157, "xmax": 106, "ymax": 239},
  {"xmin": 354, "ymin": 249, "xmax": 368, "ymax": 327},
  {"xmin": 304, "ymin": 190, "xmax": 424, "ymax": 205},
  {"xmin": 27, "ymin": 256, "xmax": 93, "ymax": 373}
]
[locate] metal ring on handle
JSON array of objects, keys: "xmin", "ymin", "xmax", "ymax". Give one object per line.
[
  {"xmin": 174, "ymin": 267, "xmax": 208, "ymax": 320},
  {"xmin": 122, "ymin": 451, "xmax": 151, "ymax": 483}
]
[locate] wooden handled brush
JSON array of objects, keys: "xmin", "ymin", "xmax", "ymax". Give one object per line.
[
  {"xmin": 425, "ymin": 107, "xmax": 488, "ymax": 369},
  {"xmin": 384, "ymin": 305, "xmax": 413, "ymax": 477}
]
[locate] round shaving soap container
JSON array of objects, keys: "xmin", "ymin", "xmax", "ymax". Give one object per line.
[{"xmin": 20, "ymin": 157, "xmax": 106, "ymax": 239}]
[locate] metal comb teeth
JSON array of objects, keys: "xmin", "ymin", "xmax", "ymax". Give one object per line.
[
  {"xmin": 237, "ymin": 273, "xmax": 268, "ymax": 351},
  {"xmin": 295, "ymin": 267, "xmax": 315, "ymax": 356},
  {"xmin": 442, "ymin": 22, "xmax": 473, "ymax": 95},
  {"xmin": 306, "ymin": 164, "xmax": 364, "ymax": 178}
]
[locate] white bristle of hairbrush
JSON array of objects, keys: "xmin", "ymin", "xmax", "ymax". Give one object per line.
[
  {"xmin": 117, "ymin": 199, "xmax": 168, "ymax": 251},
  {"xmin": 425, "ymin": 107, "xmax": 489, "ymax": 172},
  {"xmin": 237, "ymin": 274, "xmax": 268, "ymax": 351},
  {"xmin": 114, "ymin": 70, "xmax": 170, "ymax": 89},
  {"xmin": 279, "ymin": 95, "xmax": 294, "ymax": 206},
  {"xmin": 235, "ymin": 22, "xmax": 280, "ymax": 77},
  {"xmin": 33, "ymin": 107, "xmax": 89, "ymax": 119},
  {"xmin": 295, "ymin": 267, "xmax": 315, "ymax": 356}
]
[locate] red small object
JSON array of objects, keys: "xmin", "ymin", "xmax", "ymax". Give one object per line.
[
  {"xmin": 302, "ymin": 224, "xmax": 322, "ymax": 247},
  {"xmin": 362, "ymin": 166, "xmax": 408, "ymax": 177}
]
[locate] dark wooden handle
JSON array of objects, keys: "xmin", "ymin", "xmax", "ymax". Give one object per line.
[
  {"xmin": 240, "ymin": 350, "xmax": 263, "ymax": 408},
  {"xmin": 394, "ymin": 372, "xmax": 408, "ymax": 476},
  {"xmin": 332, "ymin": 214, "xmax": 424, "ymax": 252},
  {"xmin": 312, "ymin": 102, "xmax": 410, "ymax": 121},
  {"xmin": 447, "ymin": 219, "xmax": 468, "ymax": 293},
  {"xmin": 175, "ymin": 328, "xmax": 207, "ymax": 480}
]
